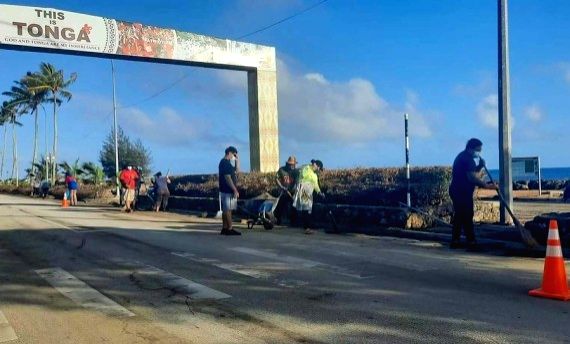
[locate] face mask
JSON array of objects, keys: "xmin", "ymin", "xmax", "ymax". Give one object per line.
[
  {"xmin": 230, "ymin": 156, "xmax": 236, "ymax": 167},
  {"xmin": 473, "ymin": 151, "xmax": 481, "ymax": 158}
]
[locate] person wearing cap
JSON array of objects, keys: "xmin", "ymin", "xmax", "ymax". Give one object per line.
[
  {"xmin": 449, "ymin": 138, "xmax": 498, "ymax": 249},
  {"xmin": 275, "ymin": 156, "xmax": 299, "ymax": 225},
  {"xmin": 293, "ymin": 159, "xmax": 325, "ymax": 235},
  {"xmin": 219, "ymin": 146, "xmax": 241, "ymax": 236}
]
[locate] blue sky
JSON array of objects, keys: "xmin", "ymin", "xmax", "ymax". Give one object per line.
[{"xmin": 1, "ymin": 0, "xmax": 569, "ymax": 176}]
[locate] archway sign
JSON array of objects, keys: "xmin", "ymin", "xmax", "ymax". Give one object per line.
[{"xmin": 0, "ymin": 4, "xmax": 280, "ymax": 172}]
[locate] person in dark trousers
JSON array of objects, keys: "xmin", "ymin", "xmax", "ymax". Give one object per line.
[
  {"xmin": 292, "ymin": 159, "xmax": 325, "ymax": 235},
  {"xmin": 153, "ymin": 171, "xmax": 170, "ymax": 212},
  {"xmin": 449, "ymin": 138, "xmax": 497, "ymax": 250},
  {"xmin": 275, "ymin": 156, "xmax": 298, "ymax": 225},
  {"xmin": 219, "ymin": 146, "xmax": 241, "ymax": 236}
]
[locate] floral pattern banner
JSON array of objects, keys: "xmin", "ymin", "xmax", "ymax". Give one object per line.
[{"xmin": 0, "ymin": 4, "xmax": 275, "ymax": 71}]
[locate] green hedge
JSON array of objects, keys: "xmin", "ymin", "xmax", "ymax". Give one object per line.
[{"xmin": 170, "ymin": 166, "xmax": 452, "ymax": 207}]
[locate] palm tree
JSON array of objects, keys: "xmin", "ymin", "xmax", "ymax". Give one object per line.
[
  {"xmin": 0, "ymin": 107, "xmax": 9, "ymax": 181},
  {"xmin": 27, "ymin": 63, "xmax": 77, "ymax": 180},
  {"xmin": 1, "ymin": 102, "xmax": 22, "ymax": 185},
  {"xmin": 3, "ymin": 77, "xmax": 48, "ymax": 186},
  {"xmin": 29, "ymin": 155, "xmax": 50, "ymax": 182},
  {"xmin": 82, "ymin": 161, "xmax": 105, "ymax": 185},
  {"xmin": 58, "ymin": 158, "xmax": 84, "ymax": 178}
]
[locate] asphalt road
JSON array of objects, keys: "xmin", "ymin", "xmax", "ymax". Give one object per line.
[{"xmin": 0, "ymin": 194, "xmax": 568, "ymax": 344}]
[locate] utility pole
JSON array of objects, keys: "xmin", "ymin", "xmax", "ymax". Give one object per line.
[
  {"xmin": 404, "ymin": 113, "xmax": 411, "ymax": 207},
  {"xmin": 45, "ymin": 111, "xmax": 49, "ymax": 184},
  {"xmin": 111, "ymin": 60, "xmax": 120, "ymax": 201},
  {"xmin": 498, "ymin": 0, "xmax": 513, "ymax": 224}
]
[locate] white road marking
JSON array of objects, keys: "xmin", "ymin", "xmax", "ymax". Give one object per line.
[
  {"xmin": 172, "ymin": 252, "xmax": 311, "ymax": 288},
  {"xmin": 0, "ymin": 311, "xmax": 17, "ymax": 343},
  {"xmin": 171, "ymin": 252, "xmax": 271, "ymax": 279},
  {"xmin": 231, "ymin": 247, "xmax": 370, "ymax": 279},
  {"xmin": 232, "ymin": 247, "xmax": 321, "ymax": 268},
  {"xmin": 111, "ymin": 258, "xmax": 231, "ymax": 300},
  {"xmin": 35, "ymin": 268, "xmax": 135, "ymax": 317}
]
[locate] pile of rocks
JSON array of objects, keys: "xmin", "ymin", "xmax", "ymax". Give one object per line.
[
  {"xmin": 524, "ymin": 213, "xmax": 570, "ymax": 247},
  {"xmin": 514, "ymin": 180, "xmax": 569, "ymax": 191}
]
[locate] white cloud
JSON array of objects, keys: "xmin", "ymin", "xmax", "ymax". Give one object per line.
[
  {"xmin": 120, "ymin": 106, "xmax": 210, "ymax": 146},
  {"xmin": 214, "ymin": 70, "xmax": 246, "ymax": 91},
  {"xmin": 217, "ymin": 59, "xmax": 434, "ymax": 144},
  {"xmin": 404, "ymin": 90, "xmax": 432, "ymax": 138},
  {"xmin": 524, "ymin": 104, "xmax": 543, "ymax": 122},
  {"xmin": 477, "ymin": 94, "xmax": 498, "ymax": 129},
  {"xmin": 476, "ymin": 94, "xmax": 520, "ymax": 130},
  {"xmin": 304, "ymin": 73, "xmax": 329, "ymax": 84},
  {"xmin": 279, "ymin": 61, "xmax": 434, "ymax": 142}
]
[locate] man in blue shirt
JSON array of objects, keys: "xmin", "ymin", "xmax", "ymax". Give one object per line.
[
  {"xmin": 449, "ymin": 138, "xmax": 497, "ymax": 249},
  {"xmin": 219, "ymin": 146, "xmax": 241, "ymax": 236}
]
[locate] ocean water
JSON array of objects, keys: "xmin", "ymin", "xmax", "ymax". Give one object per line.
[{"xmin": 488, "ymin": 167, "xmax": 570, "ymax": 181}]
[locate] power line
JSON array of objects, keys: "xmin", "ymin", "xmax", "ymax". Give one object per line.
[
  {"xmin": 119, "ymin": 73, "xmax": 190, "ymax": 110},
  {"xmin": 237, "ymin": 0, "xmax": 328, "ymax": 40},
  {"xmin": 118, "ymin": 0, "xmax": 329, "ymax": 110}
]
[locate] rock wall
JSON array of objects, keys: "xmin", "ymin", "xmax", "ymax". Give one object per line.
[{"xmin": 164, "ymin": 196, "xmax": 500, "ymax": 232}]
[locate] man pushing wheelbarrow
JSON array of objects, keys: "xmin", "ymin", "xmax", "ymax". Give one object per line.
[{"xmin": 274, "ymin": 156, "xmax": 299, "ymax": 226}]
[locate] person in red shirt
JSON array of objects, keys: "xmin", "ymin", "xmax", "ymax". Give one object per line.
[{"xmin": 119, "ymin": 165, "xmax": 139, "ymax": 213}]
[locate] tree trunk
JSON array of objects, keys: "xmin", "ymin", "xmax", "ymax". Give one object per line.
[
  {"xmin": 44, "ymin": 108, "xmax": 49, "ymax": 183},
  {"xmin": 52, "ymin": 93, "xmax": 57, "ymax": 182},
  {"xmin": 11, "ymin": 121, "xmax": 18, "ymax": 186},
  {"xmin": 31, "ymin": 107, "xmax": 39, "ymax": 194},
  {"xmin": 0, "ymin": 124, "xmax": 6, "ymax": 181}
]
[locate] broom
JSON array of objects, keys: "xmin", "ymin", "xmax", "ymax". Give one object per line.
[{"xmin": 482, "ymin": 165, "xmax": 539, "ymax": 248}]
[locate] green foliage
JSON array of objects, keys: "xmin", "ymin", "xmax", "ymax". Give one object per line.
[
  {"xmin": 82, "ymin": 161, "xmax": 105, "ymax": 185},
  {"xmin": 0, "ymin": 102, "xmax": 21, "ymax": 126},
  {"xmin": 58, "ymin": 158, "xmax": 84, "ymax": 177},
  {"xmin": 170, "ymin": 167, "xmax": 452, "ymax": 207},
  {"xmin": 26, "ymin": 62, "xmax": 77, "ymax": 179},
  {"xmin": 23, "ymin": 155, "xmax": 51, "ymax": 181},
  {"xmin": 3, "ymin": 76, "xmax": 50, "ymax": 180},
  {"xmin": 26, "ymin": 63, "xmax": 77, "ymax": 101},
  {"xmin": 99, "ymin": 126, "xmax": 152, "ymax": 178},
  {"xmin": 2, "ymin": 78, "xmax": 48, "ymax": 114},
  {"xmin": 1, "ymin": 62, "xmax": 76, "ymax": 183}
]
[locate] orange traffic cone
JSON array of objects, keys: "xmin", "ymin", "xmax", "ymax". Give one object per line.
[
  {"xmin": 529, "ymin": 219, "xmax": 570, "ymax": 301},
  {"xmin": 61, "ymin": 191, "xmax": 70, "ymax": 208}
]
